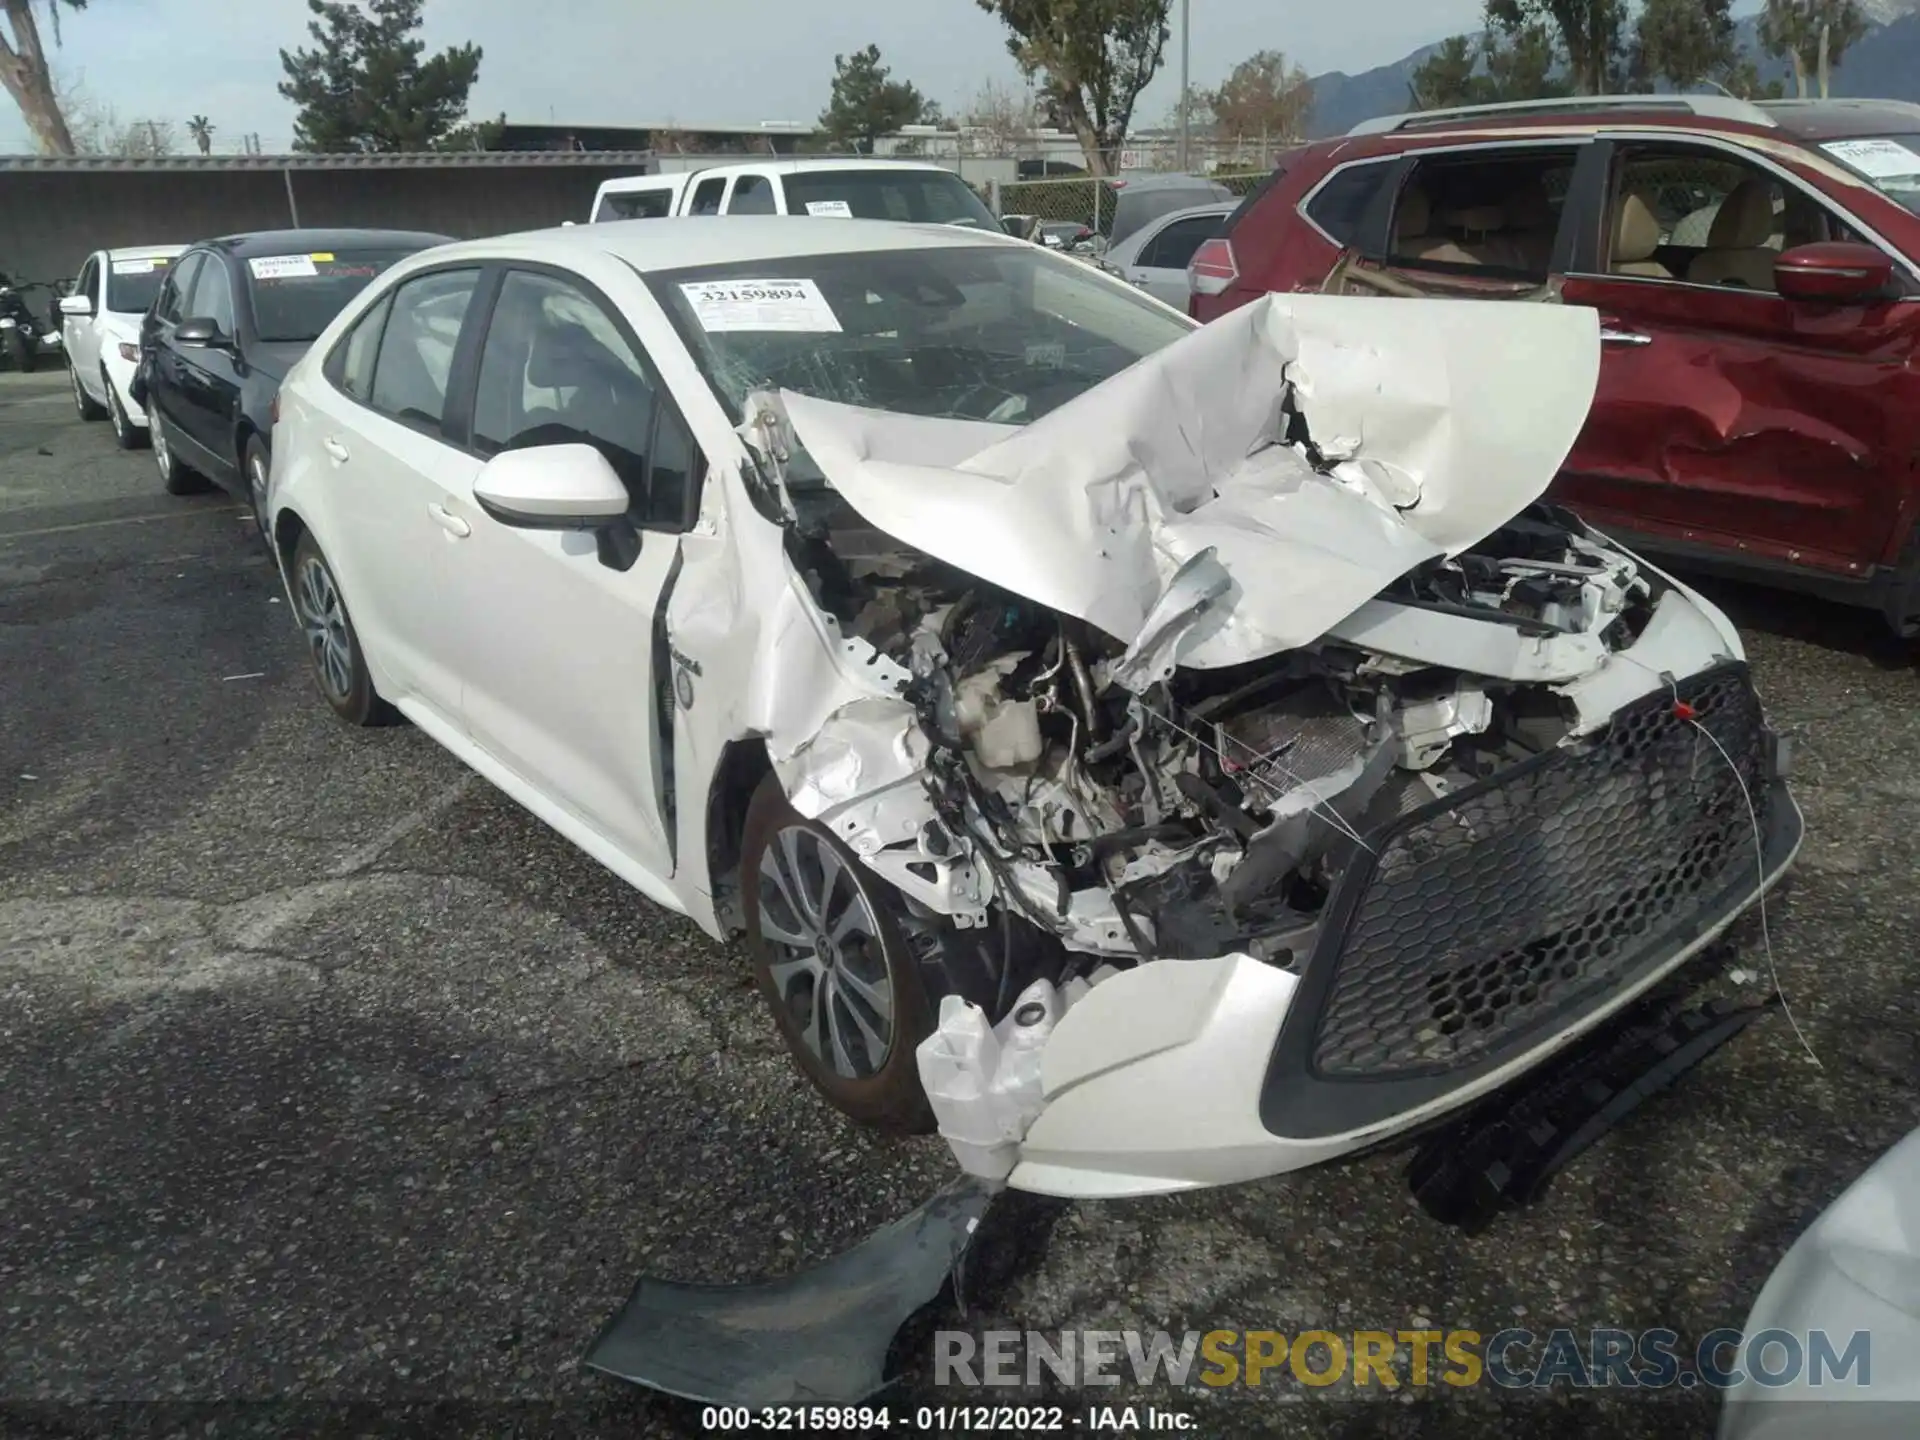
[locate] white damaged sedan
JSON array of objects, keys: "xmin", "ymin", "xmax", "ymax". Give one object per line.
[{"xmin": 266, "ymin": 217, "xmax": 1802, "ymax": 1203}]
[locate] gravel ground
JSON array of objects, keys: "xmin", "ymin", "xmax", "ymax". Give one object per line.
[{"xmin": 3, "ymin": 365, "xmax": 1917, "ymax": 1439}]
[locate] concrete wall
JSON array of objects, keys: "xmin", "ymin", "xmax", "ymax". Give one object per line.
[{"xmin": 0, "ymin": 163, "xmax": 652, "ymax": 293}]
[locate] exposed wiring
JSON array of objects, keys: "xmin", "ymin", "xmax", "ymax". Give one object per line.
[{"xmin": 1623, "ymin": 656, "xmax": 1821, "ymax": 1072}]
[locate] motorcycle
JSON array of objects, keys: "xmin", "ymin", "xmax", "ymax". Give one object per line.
[{"xmin": 0, "ymin": 271, "xmax": 67, "ymax": 373}]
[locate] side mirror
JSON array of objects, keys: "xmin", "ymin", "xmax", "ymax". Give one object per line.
[
  {"xmin": 174, "ymin": 316, "xmax": 228, "ymax": 347},
  {"xmin": 58, "ymin": 294, "xmax": 94, "ymax": 317},
  {"xmin": 472, "ymin": 443, "xmax": 639, "ymax": 567},
  {"xmin": 1775, "ymin": 242, "xmax": 1896, "ymax": 305}
]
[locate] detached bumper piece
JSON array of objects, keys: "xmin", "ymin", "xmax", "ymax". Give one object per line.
[
  {"xmin": 1406, "ymin": 975, "xmax": 1778, "ymax": 1232},
  {"xmin": 581, "ymin": 1178, "xmax": 995, "ymax": 1406}
]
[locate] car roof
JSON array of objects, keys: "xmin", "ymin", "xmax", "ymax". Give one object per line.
[
  {"xmin": 596, "ymin": 172, "xmax": 688, "ymax": 193},
  {"xmin": 1114, "ymin": 171, "xmax": 1230, "ymax": 192},
  {"xmin": 204, "ymin": 228, "xmax": 455, "ymax": 259},
  {"xmin": 1336, "ymin": 95, "xmax": 1920, "ymax": 148},
  {"xmin": 685, "ymin": 159, "xmax": 968, "ymax": 179},
  {"xmin": 415, "ymin": 215, "xmax": 1022, "ymax": 273},
  {"xmin": 1758, "ymin": 99, "xmax": 1920, "ymax": 141},
  {"xmin": 102, "ymin": 243, "xmax": 189, "ymax": 261}
]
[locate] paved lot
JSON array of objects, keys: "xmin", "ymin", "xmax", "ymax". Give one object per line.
[{"xmin": 3, "ymin": 364, "xmax": 1918, "ymax": 1438}]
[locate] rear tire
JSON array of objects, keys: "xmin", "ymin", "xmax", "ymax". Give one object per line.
[
  {"xmin": 742, "ymin": 775, "xmax": 936, "ymax": 1134},
  {"xmin": 243, "ymin": 436, "xmax": 273, "ymax": 549},
  {"xmin": 289, "ymin": 531, "xmax": 399, "ymax": 728},
  {"xmin": 72, "ymin": 362, "xmax": 107, "ymax": 420},
  {"xmin": 152, "ymin": 410, "xmax": 210, "ymax": 495}
]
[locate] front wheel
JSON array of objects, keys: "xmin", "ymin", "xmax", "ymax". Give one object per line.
[
  {"xmin": 105, "ymin": 374, "xmax": 147, "ymax": 450},
  {"xmin": 742, "ymin": 775, "xmax": 935, "ymax": 1134},
  {"xmin": 289, "ymin": 531, "xmax": 398, "ymax": 728},
  {"xmin": 2, "ymin": 327, "xmax": 29, "ymax": 373}
]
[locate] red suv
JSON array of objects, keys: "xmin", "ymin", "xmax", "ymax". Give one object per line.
[{"xmin": 1191, "ymin": 96, "xmax": 1920, "ymax": 633}]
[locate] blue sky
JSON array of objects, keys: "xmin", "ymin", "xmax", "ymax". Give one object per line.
[{"xmin": 1, "ymin": 0, "xmax": 1499, "ymax": 153}]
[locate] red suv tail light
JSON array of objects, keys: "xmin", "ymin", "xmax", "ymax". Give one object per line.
[{"xmin": 1188, "ymin": 237, "xmax": 1239, "ymax": 296}]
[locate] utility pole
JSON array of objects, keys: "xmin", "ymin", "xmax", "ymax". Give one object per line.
[{"xmin": 1176, "ymin": 0, "xmax": 1191, "ymax": 172}]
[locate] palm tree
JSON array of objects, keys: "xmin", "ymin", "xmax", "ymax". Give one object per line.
[{"xmin": 188, "ymin": 114, "xmax": 214, "ymax": 155}]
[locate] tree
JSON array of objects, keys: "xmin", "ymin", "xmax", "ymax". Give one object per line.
[
  {"xmin": 279, "ymin": 0, "xmax": 483, "ymax": 153},
  {"xmin": 959, "ymin": 79, "xmax": 1045, "ymax": 152},
  {"xmin": 431, "ymin": 110, "xmax": 504, "ymax": 151},
  {"xmin": 976, "ymin": 0, "xmax": 1172, "ymax": 176},
  {"xmin": 817, "ymin": 44, "xmax": 933, "ymax": 153},
  {"xmin": 1759, "ymin": 0, "xmax": 1867, "ymax": 98},
  {"xmin": 1485, "ymin": 0, "xmax": 1633, "ymax": 95},
  {"xmin": 1, "ymin": 0, "xmax": 87, "ymax": 154},
  {"xmin": 187, "ymin": 113, "xmax": 214, "ymax": 154},
  {"xmin": 1409, "ymin": 25, "xmax": 1570, "ymax": 109},
  {"xmin": 1208, "ymin": 49, "xmax": 1312, "ymax": 146},
  {"xmin": 1633, "ymin": 0, "xmax": 1737, "ymax": 90}
]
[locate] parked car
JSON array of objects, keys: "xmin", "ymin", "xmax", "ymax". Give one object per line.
[
  {"xmin": 263, "ymin": 215, "xmax": 1796, "ymax": 1201},
  {"xmin": 1106, "ymin": 170, "xmax": 1234, "ymax": 249},
  {"xmin": 588, "ymin": 159, "xmax": 999, "ymax": 229},
  {"xmin": 1099, "ymin": 200, "xmax": 1232, "ymax": 307},
  {"xmin": 1039, "ymin": 220, "xmax": 1095, "ymax": 252},
  {"xmin": 57, "ymin": 245, "xmax": 187, "ymax": 446},
  {"xmin": 1718, "ymin": 1126, "xmax": 1920, "ymax": 1438},
  {"xmin": 133, "ymin": 228, "xmax": 451, "ymax": 531},
  {"xmin": 1190, "ymin": 95, "xmax": 1920, "ymax": 633}
]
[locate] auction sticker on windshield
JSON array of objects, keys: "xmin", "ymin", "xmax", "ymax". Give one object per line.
[
  {"xmin": 250, "ymin": 255, "xmax": 319, "ymax": 280},
  {"xmin": 111, "ymin": 258, "xmax": 163, "ymax": 275},
  {"xmin": 679, "ymin": 278, "xmax": 843, "ymax": 333},
  {"xmin": 804, "ymin": 200, "xmax": 854, "ymax": 218},
  {"xmin": 1822, "ymin": 137, "xmax": 1920, "ymax": 180}
]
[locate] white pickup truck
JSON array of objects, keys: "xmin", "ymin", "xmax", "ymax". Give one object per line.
[{"xmin": 588, "ymin": 159, "xmax": 1000, "ymax": 229}]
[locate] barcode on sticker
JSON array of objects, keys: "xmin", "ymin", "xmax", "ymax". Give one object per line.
[
  {"xmin": 249, "ymin": 255, "xmax": 318, "ymax": 280},
  {"xmin": 679, "ymin": 278, "xmax": 842, "ymax": 333}
]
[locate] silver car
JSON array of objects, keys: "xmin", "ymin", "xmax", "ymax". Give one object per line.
[{"xmin": 1099, "ymin": 201, "xmax": 1234, "ymax": 308}]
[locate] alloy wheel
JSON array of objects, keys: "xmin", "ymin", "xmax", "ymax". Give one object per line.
[
  {"xmin": 69, "ymin": 364, "xmax": 85, "ymax": 416},
  {"xmin": 755, "ymin": 826, "xmax": 894, "ymax": 1080},
  {"xmin": 248, "ymin": 450, "xmax": 270, "ymax": 535},
  {"xmin": 151, "ymin": 415, "xmax": 172, "ymax": 479},
  {"xmin": 295, "ymin": 555, "xmax": 354, "ymax": 703},
  {"xmin": 108, "ymin": 382, "xmax": 130, "ymax": 443}
]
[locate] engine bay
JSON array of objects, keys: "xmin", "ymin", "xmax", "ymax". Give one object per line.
[{"xmin": 783, "ymin": 484, "xmax": 1661, "ymax": 1006}]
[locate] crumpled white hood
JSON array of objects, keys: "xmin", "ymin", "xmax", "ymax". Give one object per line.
[{"xmin": 779, "ymin": 292, "xmax": 1602, "ymax": 669}]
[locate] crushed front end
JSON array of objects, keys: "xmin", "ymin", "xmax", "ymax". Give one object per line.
[{"xmin": 745, "ymin": 293, "xmax": 1803, "ymax": 1202}]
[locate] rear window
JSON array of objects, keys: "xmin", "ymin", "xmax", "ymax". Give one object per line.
[
  {"xmin": 244, "ymin": 248, "xmax": 423, "ymax": 344},
  {"xmin": 781, "ymin": 169, "xmax": 998, "ymax": 229},
  {"xmin": 596, "ymin": 188, "xmax": 676, "ymax": 221},
  {"xmin": 1304, "ymin": 162, "xmax": 1395, "ymax": 245}
]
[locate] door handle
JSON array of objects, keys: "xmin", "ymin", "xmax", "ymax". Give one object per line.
[
  {"xmin": 322, "ymin": 437, "xmax": 350, "ymax": 463},
  {"xmin": 427, "ymin": 502, "xmax": 471, "ymax": 538},
  {"xmin": 1599, "ymin": 326, "xmax": 1652, "ymax": 346}
]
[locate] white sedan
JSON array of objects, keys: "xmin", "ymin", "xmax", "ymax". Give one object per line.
[
  {"xmin": 58, "ymin": 244, "xmax": 187, "ymax": 446},
  {"xmin": 265, "ymin": 216, "xmax": 1800, "ymax": 1201}
]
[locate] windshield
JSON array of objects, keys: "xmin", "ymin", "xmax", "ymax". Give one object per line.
[
  {"xmin": 782, "ymin": 169, "xmax": 998, "ymax": 229},
  {"xmin": 105, "ymin": 257, "xmax": 174, "ymax": 314},
  {"xmin": 244, "ymin": 248, "xmax": 420, "ymax": 343},
  {"xmin": 1820, "ymin": 135, "xmax": 1920, "ymax": 216},
  {"xmin": 650, "ymin": 243, "xmax": 1193, "ymax": 433},
  {"xmin": 1109, "ymin": 183, "xmax": 1234, "ymax": 244}
]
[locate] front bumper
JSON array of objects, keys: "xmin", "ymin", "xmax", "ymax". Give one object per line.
[{"xmin": 1004, "ymin": 663, "xmax": 1803, "ymax": 1199}]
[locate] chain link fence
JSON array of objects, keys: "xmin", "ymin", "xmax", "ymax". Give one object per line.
[{"xmin": 991, "ymin": 170, "xmax": 1272, "ymax": 235}]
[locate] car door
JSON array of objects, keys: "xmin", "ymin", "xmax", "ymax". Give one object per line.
[
  {"xmin": 1119, "ymin": 212, "xmax": 1227, "ymax": 307},
  {"xmin": 173, "ymin": 253, "xmax": 245, "ymax": 473},
  {"xmin": 62, "ymin": 255, "xmax": 101, "ymax": 384},
  {"xmin": 439, "ymin": 264, "xmax": 697, "ymax": 878},
  {"xmin": 141, "ymin": 250, "xmax": 203, "ymax": 427},
  {"xmin": 310, "ymin": 265, "xmax": 488, "ymax": 727},
  {"xmin": 1555, "ymin": 138, "xmax": 1920, "ymax": 577}
]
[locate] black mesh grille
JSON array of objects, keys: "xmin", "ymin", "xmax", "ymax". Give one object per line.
[{"xmin": 1310, "ymin": 666, "xmax": 1769, "ymax": 1079}]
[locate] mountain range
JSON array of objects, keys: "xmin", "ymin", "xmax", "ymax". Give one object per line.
[{"xmin": 1304, "ymin": 0, "xmax": 1920, "ymax": 136}]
